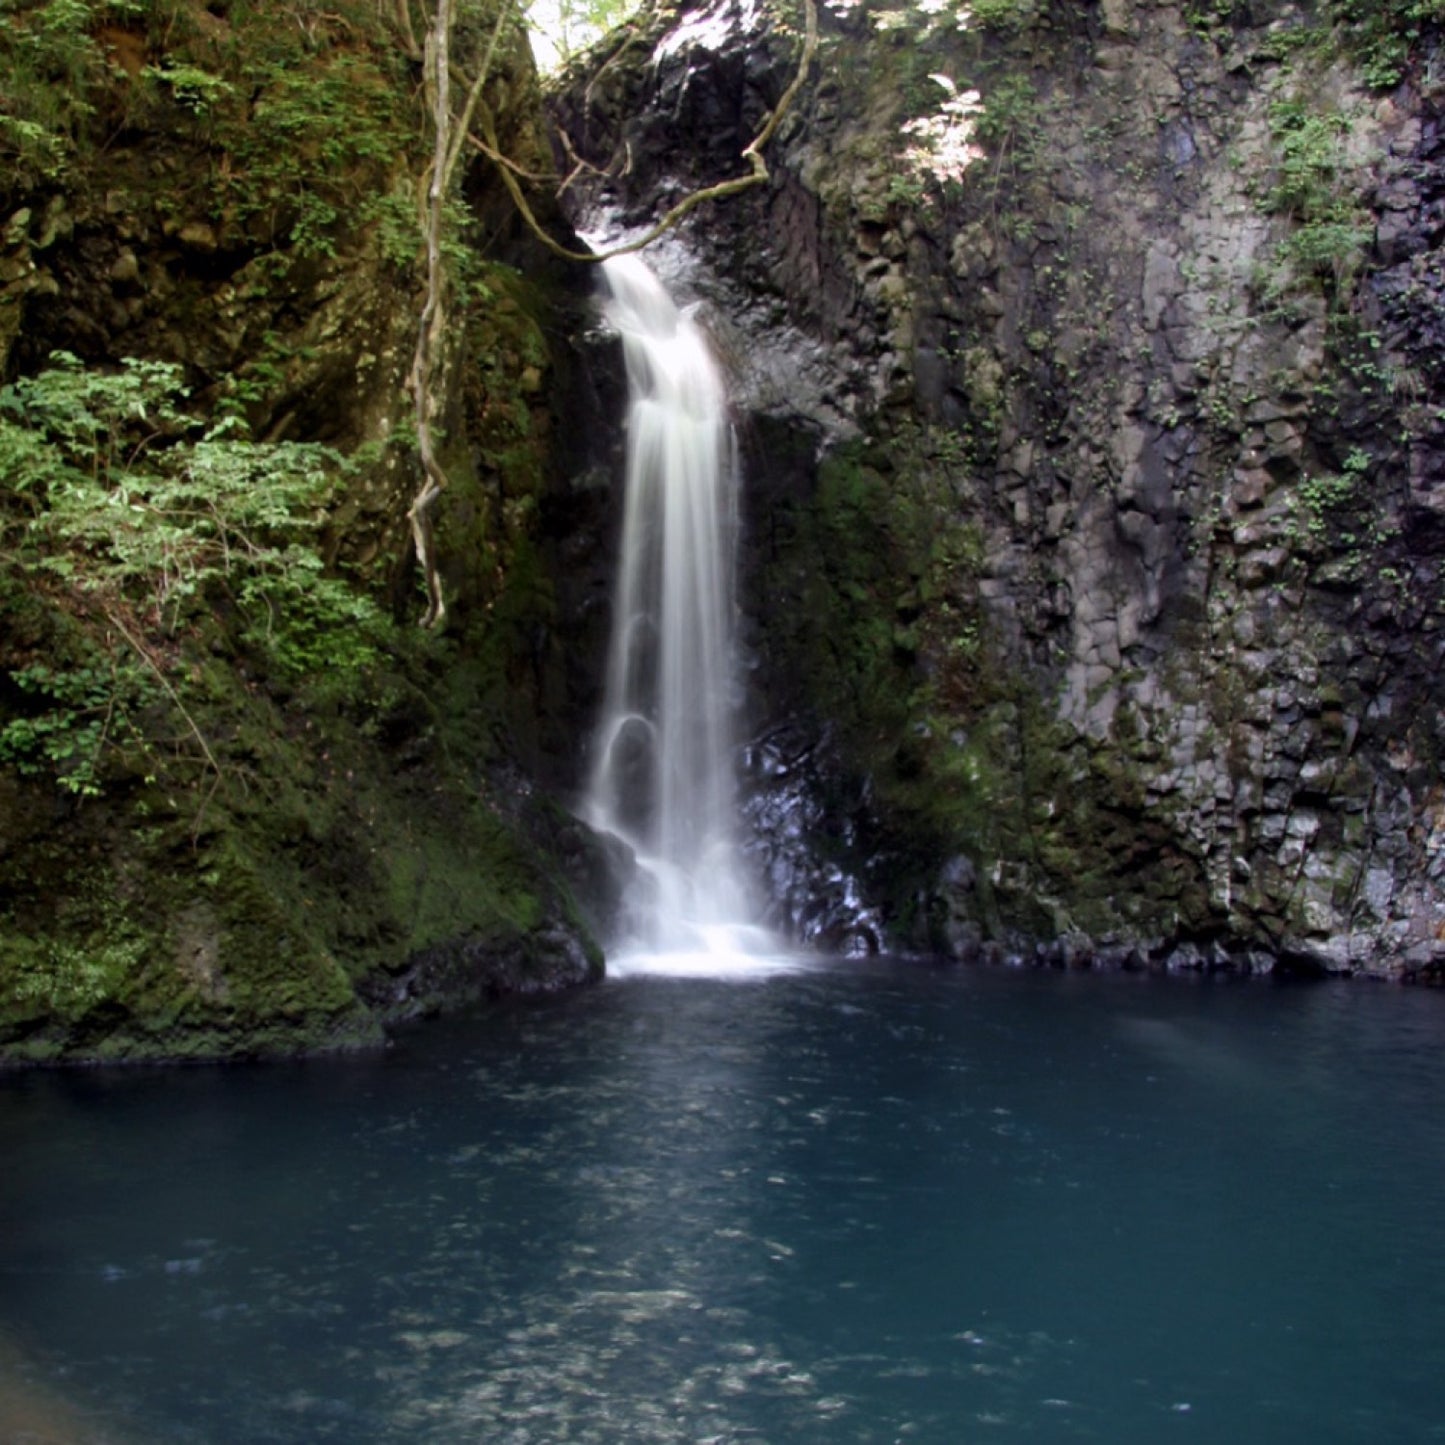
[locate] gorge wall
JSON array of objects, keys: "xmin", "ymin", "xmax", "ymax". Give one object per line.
[
  {"xmin": 0, "ymin": 0, "xmax": 618, "ymax": 1063},
  {"xmin": 554, "ymin": 0, "xmax": 1445, "ymax": 976},
  {"xmin": 6, "ymin": 0, "xmax": 1445, "ymax": 1068}
]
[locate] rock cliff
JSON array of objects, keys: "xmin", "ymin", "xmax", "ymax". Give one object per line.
[{"xmin": 554, "ymin": 0, "xmax": 1445, "ymax": 976}]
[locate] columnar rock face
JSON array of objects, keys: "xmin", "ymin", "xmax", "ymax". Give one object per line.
[{"xmin": 554, "ymin": 0, "xmax": 1445, "ymax": 976}]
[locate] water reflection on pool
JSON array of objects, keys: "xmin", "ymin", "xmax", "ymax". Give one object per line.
[{"xmin": 2, "ymin": 959, "xmax": 1444, "ymax": 1442}]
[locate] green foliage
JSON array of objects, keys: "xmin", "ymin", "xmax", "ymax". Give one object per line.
[
  {"xmin": 967, "ymin": 0, "xmax": 1038, "ymax": 31},
  {"xmin": 1187, "ymin": 0, "xmax": 1442, "ymax": 88},
  {"xmin": 1283, "ymin": 446, "xmax": 1394, "ymax": 576},
  {"xmin": 1184, "ymin": 0, "xmax": 1251, "ymax": 38},
  {"xmin": 973, "ymin": 74, "xmax": 1041, "ymax": 185},
  {"xmin": 236, "ymin": 558, "xmax": 389, "ymax": 680},
  {"xmin": 1258, "ymin": 99, "xmax": 1370, "ymax": 297},
  {"xmin": 0, "ymin": 0, "xmax": 111, "ymax": 184},
  {"xmin": 0, "ymin": 352, "xmax": 188, "ymax": 487},
  {"xmin": 6, "ymin": 897, "xmax": 147, "ymax": 1016},
  {"xmin": 361, "ymin": 179, "xmax": 425, "ymax": 272},
  {"xmin": 1325, "ymin": 0, "xmax": 1445, "ymax": 89},
  {"xmin": 439, "ymin": 198, "xmax": 496, "ymax": 305},
  {"xmin": 217, "ymin": 44, "xmax": 413, "ymax": 251},
  {"xmin": 2, "ymin": 0, "xmax": 429, "ymax": 256},
  {"xmin": 0, "ymin": 353, "xmax": 393, "ymax": 791},
  {"xmin": 141, "ymin": 61, "xmax": 234, "ymax": 115},
  {"xmin": 886, "ymin": 172, "xmax": 928, "ymax": 208},
  {"xmin": 1265, "ymin": 101, "xmax": 1353, "ymax": 219},
  {"xmin": 778, "ymin": 427, "xmax": 993, "ymax": 836},
  {"xmin": 1293, "ymin": 467, "xmax": 1362, "ymax": 539},
  {"xmin": 0, "ymin": 657, "xmax": 153, "ymax": 795}
]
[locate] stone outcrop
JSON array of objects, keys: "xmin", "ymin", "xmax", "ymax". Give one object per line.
[{"xmin": 554, "ymin": 0, "xmax": 1445, "ymax": 977}]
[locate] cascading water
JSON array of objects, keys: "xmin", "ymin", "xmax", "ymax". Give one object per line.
[{"xmin": 584, "ymin": 254, "xmax": 768, "ymax": 966}]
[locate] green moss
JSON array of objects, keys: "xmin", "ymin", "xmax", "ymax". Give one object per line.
[
  {"xmin": 0, "ymin": 626, "xmax": 597, "ymax": 1066},
  {"xmin": 0, "ymin": 0, "xmax": 601, "ymax": 1067},
  {"xmin": 757, "ymin": 416, "xmax": 1217, "ymax": 949}
]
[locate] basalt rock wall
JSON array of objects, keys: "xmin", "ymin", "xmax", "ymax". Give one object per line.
[{"xmin": 555, "ymin": 0, "xmax": 1445, "ymax": 976}]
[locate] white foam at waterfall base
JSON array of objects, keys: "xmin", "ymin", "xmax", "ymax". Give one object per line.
[
  {"xmin": 606, "ymin": 923, "xmax": 804, "ymax": 981},
  {"xmin": 584, "ymin": 254, "xmax": 795, "ymax": 979}
]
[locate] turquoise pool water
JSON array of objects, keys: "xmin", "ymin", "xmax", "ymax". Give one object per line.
[{"xmin": 3, "ymin": 959, "xmax": 1443, "ymax": 1442}]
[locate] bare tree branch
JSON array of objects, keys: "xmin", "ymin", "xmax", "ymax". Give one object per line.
[
  {"xmin": 405, "ymin": 0, "xmax": 454, "ymax": 629},
  {"xmin": 404, "ymin": 0, "xmax": 530, "ymax": 629},
  {"xmin": 474, "ymin": 0, "xmax": 820, "ymax": 265},
  {"xmin": 391, "ymin": 0, "xmax": 424, "ymax": 61},
  {"xmin": 401, "ymin": 0, "xmax": 817, "ymax": 627}
]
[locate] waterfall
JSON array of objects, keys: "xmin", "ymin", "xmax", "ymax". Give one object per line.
[{"xmin": 584, "ymin": 254, "xmax": 765, "ymax": 965}]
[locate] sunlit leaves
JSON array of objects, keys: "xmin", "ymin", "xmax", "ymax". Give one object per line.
[
  {"xmin": 900, "ymin": 73, "xmax": 983, "ymax": 184},
  {"xmin": 4, "ymin": 354, "xmax": 390, "ymax": 671},
  {"xmin": 525, "ymin": 0, "xmax": 639, "ymax": 70}
]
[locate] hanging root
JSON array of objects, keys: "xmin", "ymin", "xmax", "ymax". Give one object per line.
[
  {"xmin": 407, "ymin": 480, "xmax": 446, "ymax": 630},
  {"xmin": 403, "ymin": 0, "xmax": 522, "ymax": 629}
]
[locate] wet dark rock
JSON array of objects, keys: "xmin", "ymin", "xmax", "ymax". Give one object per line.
[
  {"xmin": 739, "ymin": 722, "xmax": 884, "ymax": 954},
  {"xmin": 362, "ymin": 920, "xmax": 603, "ymax": 1026}
]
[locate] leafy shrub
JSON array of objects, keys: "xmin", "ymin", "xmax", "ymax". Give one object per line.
[
  {"xmin": 1259, "ymin": 99, "xmax": 1370, "ymax": 296},
  {"xmin": 967, "ymin": 0, "xmax": 1038, "ymax": 31},
  {"xmin": 1326, "ymin": 0, "xmax": 1445, "ymax": 89},
  {"xmin": 0, "ymin": 0, "xmax": 113, "ymax": 185},
  {"xmin": 0, "ymin": 353, "xmax": 393, "ymax": 791},
  {"xmin": 0, "ymin": 658, "xmax": 154, "ymax": 795}
]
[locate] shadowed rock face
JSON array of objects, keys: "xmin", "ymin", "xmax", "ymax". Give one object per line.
[{"xmin": 553, "ymin": 0, "xmax": 1445, "ymax": 976}]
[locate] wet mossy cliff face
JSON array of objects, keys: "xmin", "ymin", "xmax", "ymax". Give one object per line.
[
  {"xmin": 556, "ymin": 0, "xmax": 1445, "ymax": 976},
  {"xmin": 0, "ymin": 0, "xmax": 618, "ymax": 1064}
]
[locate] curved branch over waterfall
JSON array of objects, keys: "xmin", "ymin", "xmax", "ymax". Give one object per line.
[
  {"xmin": 405, "ymin": 0, "xmax": 817, "ymax": 626},
  {"xmin": 472, "ymin": 0, "xmax": 820, "ymax": 265}
]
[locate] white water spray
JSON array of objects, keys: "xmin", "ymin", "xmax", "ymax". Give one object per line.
[{"xmin": 585, "ymin": 255, "xmax": 774, "ymax": 970}]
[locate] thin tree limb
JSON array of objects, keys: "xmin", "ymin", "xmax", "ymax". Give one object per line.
[
  {"xmin": 405, "ymin": 0, "xmax": 529, "ymax": 628},
  {"xmin": 406, "ymin": 0, "xmax": 455, "ymax": 629},
  {"xmin": 554, "ymin": 122, "xmax": 606, "ymax": 196},
  {"xmin": 466, "ymin": 129, "xmax": 553, "ymax": 183},
  {"xmin": 392, "ymin": 0, "xmax": 424, "ymax": 61},
  {"xmin": 473, "ymin": 0, "xmax": 820, "ymax": 265},
  {"xmin": 441, "ymin": 0, "xmax": 514, "ymax": 195},
  {"xmin": 103, "ymin": 603, "xmax": 227, "ymax": 840}
]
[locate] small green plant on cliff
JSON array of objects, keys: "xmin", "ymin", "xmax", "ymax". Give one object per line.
[
  {"xmin": 7, "ymin": 924, "xmax": 145, "ymax": 1016},
  {"xmin": 971, "ymin": 74, "xmax": 1042, "ymax": 201},
  {"xmin": 1284, "ymin": 449, "xmax": 1393, "ymax": 570},
  {"xmin": 1325, "ymin": 0, "xmax": 1445, "ymax": 89},
  {"xmin": 1258, "ymin": 99, "xmax": 1370, "ymax": 299},
  {"xmin": 965, "ymin": 0, "xmax": 1039, "ymax": 32},
  {"xmin": 0, "ymin": 657, "xmax": 153, "ymax": 796},
  {"xmin": 0, "ymin": 0, "xmax": 115, "ymax": 185},
  {"xmin": 141, "ymin": 62, "xmax": 234, "ymax": 116},
  {"xmin": 214, "ymin": 44, "xmax": 417, "ymax": 253},
  {"xmin": 1185, "ymin": 0, "xmax": 1239, "ymax": 30},
  {"xmin": 1292, "ymin": 468, "xmax": 1360, "ymax": 540},
  {"xmin": 2, "ymin": 863, "xmax": 152, "ymax": 1019}
]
